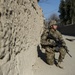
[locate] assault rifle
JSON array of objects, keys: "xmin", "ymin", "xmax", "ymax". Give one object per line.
[
  {"xmin": 63, "ymin": 46, "xmax": 72, "ymax": 58},
  {"xmin": 54, "ymin": 40, "xmax": 72, "ymax": 57},
  {"xmin": 48, "ymin": 34, "xmax": 72, "ymax": 58}
]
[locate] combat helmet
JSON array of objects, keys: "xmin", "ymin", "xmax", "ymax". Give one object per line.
[{"xmin": 50, "ymin": 20, "xmax": 57, "ymax": 26}]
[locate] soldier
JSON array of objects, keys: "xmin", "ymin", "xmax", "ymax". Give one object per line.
[{"xmin": 41, "ymin": 20, "xmax": 69, "ymax": 68}]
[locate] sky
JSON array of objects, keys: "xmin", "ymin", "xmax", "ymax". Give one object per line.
[{"xmin": 38, "ymin": 0, "xmax": 60, "ymax": 19}]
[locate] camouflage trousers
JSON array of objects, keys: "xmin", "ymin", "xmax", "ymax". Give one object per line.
[{"xmin": 45, "ymin": 46, "xmax": 66, "ymax": 65}]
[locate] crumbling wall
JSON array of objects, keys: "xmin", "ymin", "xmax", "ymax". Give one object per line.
[{"xmin": 0, "ymin": 0, "xmax": 43, "ymax": 75}]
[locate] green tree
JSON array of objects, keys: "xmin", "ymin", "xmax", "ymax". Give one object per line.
[
  {"xmin": 65, "ymin": 0, "xmax": 72, "ymax": 24},
  {"xmin": 59, "ymin": 0, "xmax": 75, "ymax": 25},
  {"xmin": 70, "ymin": 0, "xmax": 75, "ymax": 24},
  {"xmin": 59, "ymin": 0, "xmax": 67, "ymax": 25}
]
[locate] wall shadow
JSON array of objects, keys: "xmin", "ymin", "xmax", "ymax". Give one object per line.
[
  {"xmin": 37, "ymin": 45, "xmax": 60, "ymax": 67},
  {"xmin": 0, "ymin": 67, "xmax": 3, "ymax": 75},
  {"xmin": 37, "ymin": 45, "xmax": 47, "ymax": 64}
]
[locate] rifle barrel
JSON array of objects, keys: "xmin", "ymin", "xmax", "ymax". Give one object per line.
[{"xmin": 67, "ymin": 52, "xmax": 72, "ymax": 58}]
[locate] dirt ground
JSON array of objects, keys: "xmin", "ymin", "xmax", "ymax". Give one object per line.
[{"xmin": 33, "ymin": 35, "xmax": 75, "ymax": 75}]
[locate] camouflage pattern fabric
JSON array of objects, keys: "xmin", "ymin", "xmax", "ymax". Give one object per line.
[{"xmin": 41, "ymin": 28, "xmax": 66, "ymax": 65}]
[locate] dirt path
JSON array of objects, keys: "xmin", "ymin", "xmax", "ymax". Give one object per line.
[{"xmin": 33, "ymin": 35, "xmax": 75, "ymax": 75}]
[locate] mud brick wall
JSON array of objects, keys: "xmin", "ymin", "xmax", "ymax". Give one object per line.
[{"xmin": 0, "ymin": 0, "xmax": 44, "ymax": 75}]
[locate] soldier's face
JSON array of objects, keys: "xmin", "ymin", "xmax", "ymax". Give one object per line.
[{"xmin": 52, "ymin": 25, "xmax": 57, "ymax": 30}]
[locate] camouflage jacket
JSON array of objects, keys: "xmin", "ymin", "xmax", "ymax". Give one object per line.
[
  {"xmin": 49, "ymin": 29, "xmax": 66, "ymax": 46},
  {"xmin": 41, "ymin": 28, "xmax": 66, "ymax": 47}
]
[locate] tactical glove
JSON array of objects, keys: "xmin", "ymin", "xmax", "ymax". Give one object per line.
[
  {"xmin": 63, "ymin": 46, "xmax": 69, "ymax": 52},
  {"xmin": 49, "ymin": 40, "xmax": 56, "ymax": 46},
  {"xmin": 47, "ymin": 39, "xmax": 56, "ymax": 46}
]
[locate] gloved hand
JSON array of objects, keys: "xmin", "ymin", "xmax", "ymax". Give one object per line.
[
  {"xmin": 63, "ymin": 46, "xmax": 69, "ymax": 52},
  {"xmin": 47, "ymin": 39, "xmax": 56, "ymax": 46},
  {"xmin": 66, "ymin": 49, "xmax": 69, "ymax": 52},
  {"xmin": 51, "ymin": 40, "xmax": 56, "ymax": 46}
]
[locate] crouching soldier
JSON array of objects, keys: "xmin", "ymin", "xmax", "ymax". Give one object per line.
[{"xmin": 41, "ymin": 20, "xmax": 69, "ymax": 68}]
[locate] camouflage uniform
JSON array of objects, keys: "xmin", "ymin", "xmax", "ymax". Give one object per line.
[{"xmin": 41, "ymin": 22, "xmax": 66, "ymax": 65}]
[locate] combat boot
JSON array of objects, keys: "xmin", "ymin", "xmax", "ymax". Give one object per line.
[{"xmin": 56, "ymin": 62, "xmax": 63, "ymax": 69}]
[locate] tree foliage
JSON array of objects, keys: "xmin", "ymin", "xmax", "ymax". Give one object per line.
[{"xmin": 59, "ymin": 0, "xmax": 75, "ymax": 25}]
